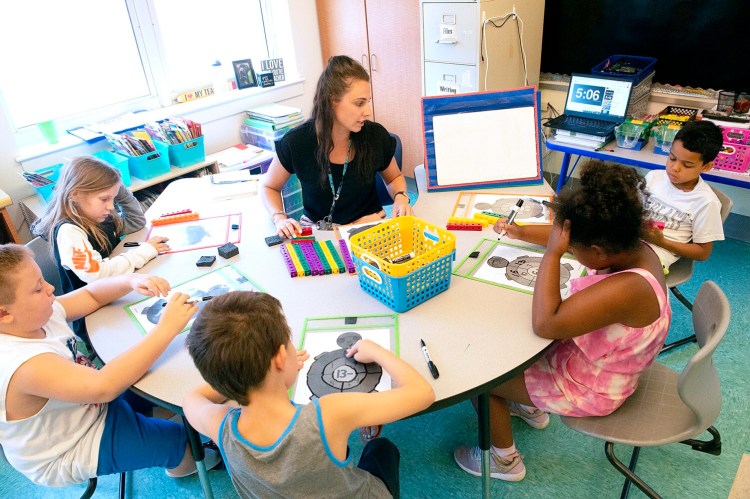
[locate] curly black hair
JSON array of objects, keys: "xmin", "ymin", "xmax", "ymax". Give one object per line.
[
  {"xmin": 674, "ymin": 120, "xmax": 723, "ymax": 164},
  {"xmin": 553, "ymin": 160, "xmax": 646, "ymax": 253}
]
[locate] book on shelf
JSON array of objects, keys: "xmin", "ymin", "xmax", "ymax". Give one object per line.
[
  {"xmin": 244, "ymin": 115, "xmax": 305, "ymax": 131},
  {"xmin": 246, "ymin": 103, "xmax": 303, "ymax": 125}
]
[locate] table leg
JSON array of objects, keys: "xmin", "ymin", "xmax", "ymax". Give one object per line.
[
  {"xmin": 555, "ymin": 152, "xmax": 573, "ymax": 192},
  {"xmin": 183, "ymin": 416, "xmax": 215, "ymax": 499},
  {"xmin": 478, "ymin": 392, "xmax": 491, "ymax": 499}
]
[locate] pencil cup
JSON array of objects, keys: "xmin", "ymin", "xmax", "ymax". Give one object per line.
[{"xmin": 38, "ymin": 120, "xmax": 59, "ymax": 144}]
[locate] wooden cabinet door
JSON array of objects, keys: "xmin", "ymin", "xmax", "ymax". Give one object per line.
[
  {"xmin": 317, "ymin": 0, "xmax": 423, "ymax": 176},
  {"xmin": 316, "ymin": 0, "xmax": 370, "ymax": 72},
  {"xmin": 365, "ymin": 0, "xmax": 422, "ymax": 176}
]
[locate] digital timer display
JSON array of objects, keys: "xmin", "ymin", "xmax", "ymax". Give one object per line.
[{"xmin": 570, "ymin": 84, "xmax": 605, "ymax": 106}]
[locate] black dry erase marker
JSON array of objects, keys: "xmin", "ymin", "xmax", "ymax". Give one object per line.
[
  {"xmin": 162, "ymin": 296, "xmax": 214, "ymax": 306},
  {"xmin": 420, "ymin": 339, "xmax": 440, "ymax": 379},
  {"xmin": 526, "ymin": 197, "xmax": 552, "ymax": 208},
  {"xmin": 498, "ymin": 199, "xmax": 524, "ymax": 241}
]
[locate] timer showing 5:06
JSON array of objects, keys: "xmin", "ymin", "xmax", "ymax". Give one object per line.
[{"xmin": 570, "ymin": 84, "xmax": 605, "ymax": 106}]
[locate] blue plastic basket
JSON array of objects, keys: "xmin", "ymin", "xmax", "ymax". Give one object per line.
[
  {"xmin": 92, "ymin": 150, "xmax": 131, "ymax": 187},
  {"xmin": 353, "ymin": 251, "xmax": 455, "ymax": 312},
  {"xmin": 158, "ymin": 136, "xmax": 205, "ymax": 167},
  {"xmin": 28, "ymin": 163, "xmax": 64, "ymax": 202},
  {"xmin": 126, "ymin": 142, "xmax": 170, "ymax": 180},
  {"xmin": 591, "ymin": 55, "xmax": 657, "ymax": 86}
]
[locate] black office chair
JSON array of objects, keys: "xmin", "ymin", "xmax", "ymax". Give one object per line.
[{"xmin": 661, "ymin": 186, "xmax": 733, "ymax": 354}]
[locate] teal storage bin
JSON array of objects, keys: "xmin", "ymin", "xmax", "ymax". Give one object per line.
[
  {"xmin": 92, "ymin": 150, "xmax": 131, "ymax": 187},
  {"xmin": 126, "ymin": 142, "xmax": 170, "ymax": 180},
  {"xmin": 28, "ymin": 163, "xmax": 64, "ymax": 203},
  {"xmin": 158, "ymin": 136, "xmax": 205, "ymax": 167}
]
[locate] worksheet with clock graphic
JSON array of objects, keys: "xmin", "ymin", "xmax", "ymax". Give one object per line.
[{"xmin": 292, "ymin": 314, "xmax": 399, "ymax": 405}]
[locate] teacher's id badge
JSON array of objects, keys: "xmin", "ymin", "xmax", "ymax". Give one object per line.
[{"xmin": 316, "ymin": 216, "xmax": 335, "ymax": 231}]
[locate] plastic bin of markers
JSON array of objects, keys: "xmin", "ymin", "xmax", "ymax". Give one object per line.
[
  {"xmin": 126, "ymin": 142, "xmax": 170, "ymax": 180},
  {"xmin": 712, "ymin": 127, "xmax": 750, "ymax": 173},
  {"xmin": 349, "ymin": 216, "xmax": 456, "ymax": 277},
  {"xmin": 92, "ymin": 150, "xmax": 131, "ymax": 187},
  {"xmin": 350, "ymin": 217, "xmax": 456, "ymax": 312},
  {"xmin": 353, "ymin": 251, "xmax": 455, "ymax": 312},
  {"xmin": 28, "ymin": 163, "xmax": 64, "ymax": 202},
  {"xmin": 651, "ymin": 124, "xmax": 681, "ymax": 156},
  {"xmin": 615, "ymin": 122, "xmax": 650, "ymax": 151},
  {"xmin": 156, "ymin": 135, "xmax": 206, "ymax": 167}
]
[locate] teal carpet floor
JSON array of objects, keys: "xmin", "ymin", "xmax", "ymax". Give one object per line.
[{"xmin": 2, "ymin": 238, "xmax": 748, "ymax": 498}]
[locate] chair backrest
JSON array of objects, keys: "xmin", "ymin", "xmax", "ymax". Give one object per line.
[
  {"xmin": 678, "ymin": 281, "xmax": 730, "ymax": 429},
  {"xmin": 375, "ymin": 133, "xmax": 403, "ymax": 207},
  {"xmin": 709, "ymin": 185, "xmax": 733, "ymax": 223},
  {"xmin": 26, "ymin": 236, "xmax": 63, "ymax": 295},
  {"xmin": 666, "ymin": 186, "xmax": 732, "ymax": 289}
]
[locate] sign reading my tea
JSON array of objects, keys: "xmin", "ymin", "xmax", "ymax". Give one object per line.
[{"xmin": 260, "ymin": 58, "xmax": 285, "ymax": 82}]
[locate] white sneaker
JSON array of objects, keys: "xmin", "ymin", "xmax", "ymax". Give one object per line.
[
  {"xmin": 508, "ymin": 400, "xmax": 550, "ymax": 430},
  {"xmin": 454, "ymin": 446, "xmax": 526, "ymax": 482},
  {"xmin": 166, "ymin": 448, "xmax": 222, "ymax": 478}
]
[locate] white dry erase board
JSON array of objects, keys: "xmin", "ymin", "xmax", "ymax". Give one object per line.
[{"xmin": 422, "ymin": 87, "xmax": 544, "ymax": 191}]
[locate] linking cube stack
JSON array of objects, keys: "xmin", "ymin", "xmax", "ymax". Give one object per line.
[{"xmin": 279, "ymin": 240, "xmax": 355, "ymax": 278}]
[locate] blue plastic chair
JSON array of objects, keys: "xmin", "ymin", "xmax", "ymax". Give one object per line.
[{"xmin": 377, "ymin": 133, "xmax": 418, "ymax": 216}]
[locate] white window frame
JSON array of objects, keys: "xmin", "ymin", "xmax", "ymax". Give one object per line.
[{"xmin": 3, "ymin": 0, "xmax": 298, "ymax": 152}]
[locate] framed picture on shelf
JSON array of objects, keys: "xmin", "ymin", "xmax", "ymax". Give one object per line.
[{"xmin": 232, "ymin": 59, "xmax": 257, "ymax": 89}]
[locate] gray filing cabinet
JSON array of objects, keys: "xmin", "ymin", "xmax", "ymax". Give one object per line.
[{"xmin": 421, "ymin": 0, "xmax": 545, "ymax": 96}]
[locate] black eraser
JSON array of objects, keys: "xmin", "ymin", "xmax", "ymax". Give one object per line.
[
  {"xmin": 265, "ymin": 235, "xmax": 283, "ymax": 247},
  {"xmin": 344, "ymin": 317, "xmax": 358, "ymax": 325},
  {"xmin": 218, "ymin": 242, "xmax": 239, "ymax": 259},
  {"xmin": 469, "ymin": 251, "xmax": 480, "ymax": 259},
  {"xmin": 196, "ymin": 255, "xmax": 216, "ymax": 267}
]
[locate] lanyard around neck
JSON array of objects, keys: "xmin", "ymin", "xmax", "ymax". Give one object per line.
[{"xmin": 323, "ymin": 139, "xmax": 352, "ymax": 224}]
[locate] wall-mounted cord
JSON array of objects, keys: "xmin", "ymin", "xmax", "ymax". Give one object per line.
[{"xmin": 481, "ymin": 11, "xmax": 528, "ymax": 90}]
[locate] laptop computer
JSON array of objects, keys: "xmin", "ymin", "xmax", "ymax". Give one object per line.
[{"xmin": 545, "ymin": 73, "xmax": 633, "ymax": 136}]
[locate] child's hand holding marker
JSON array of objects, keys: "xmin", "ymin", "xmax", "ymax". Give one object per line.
[
  {"xmin": 495, "ymin": 199, "xmax": 524, "ymax": 241},
  {"xmin": 161, "ymin": 295, "xmax": 214, "ymax": 306}
]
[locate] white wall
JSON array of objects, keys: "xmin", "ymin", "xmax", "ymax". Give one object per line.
[{"xmin": 0, "ymin": 0, "xmax": 324, "ymax": 242}]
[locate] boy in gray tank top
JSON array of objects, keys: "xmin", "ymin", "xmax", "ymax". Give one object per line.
[{"xmin": 183, "ymin": 291, "xmax": 435, "ymax": 498}]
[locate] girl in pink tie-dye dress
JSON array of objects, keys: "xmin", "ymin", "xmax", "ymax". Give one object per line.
[{"xmin": 454, "ymin": 161, "xmax": 671, "ymax": 483}]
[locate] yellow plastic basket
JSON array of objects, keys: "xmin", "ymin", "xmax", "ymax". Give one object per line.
[{"xmin": 349, "ymin": 216, "xmax": 456, "ymax": 277}]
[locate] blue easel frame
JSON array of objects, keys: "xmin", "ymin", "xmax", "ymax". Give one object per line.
[{"xmin": 422, "ymin": 86, "xmax": 544, "ymax": 192}]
